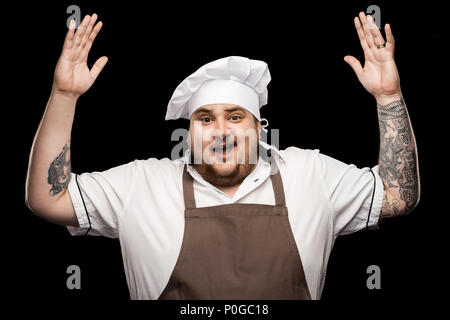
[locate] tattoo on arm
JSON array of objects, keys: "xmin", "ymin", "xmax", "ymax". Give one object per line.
[
  {"xmin": 48, "ymin": 140, "xmax": 71, "ymax": 196},
  {"xmin": 377, "ymin": 98, "xmax": 419, "ymax": 218}
]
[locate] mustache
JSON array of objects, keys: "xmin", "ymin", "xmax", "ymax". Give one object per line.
[{"xmin": 209, "ymin": 138, "xmax": 237, "ymax": 151}]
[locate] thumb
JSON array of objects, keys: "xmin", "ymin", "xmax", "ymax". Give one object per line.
[
  {"xmin": 90, "ymin": 56, "xmax": 108, "ymax": 81},
  {"xmin": 343, "ymin": 55, "xmax": 363, "ymax": 79}
]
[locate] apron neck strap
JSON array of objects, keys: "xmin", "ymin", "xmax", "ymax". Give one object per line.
[
  {"xmin": 182, "ymin": 158, "xmax": 286, "ymax": 210},
  {"xmin": 268, "ymin": 159, "xmax": 286, "ymax": 207},
  {"xmin": 182, "ymin": 164, "xmax": 197, "ymax": 209}
]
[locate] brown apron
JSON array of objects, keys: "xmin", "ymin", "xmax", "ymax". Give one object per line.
[{"xmin": 158, "ymin": 159, "xmax": 311, "ymax": 300}]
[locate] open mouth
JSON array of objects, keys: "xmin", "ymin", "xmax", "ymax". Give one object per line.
[{"xmin": 211, "ymin": 142, "xmax": 236, "ymax": 160}]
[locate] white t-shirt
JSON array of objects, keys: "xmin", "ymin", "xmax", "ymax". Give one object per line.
[{"xmin": 66, "ymin": 141, "xmax": 384, "ymax": 300}]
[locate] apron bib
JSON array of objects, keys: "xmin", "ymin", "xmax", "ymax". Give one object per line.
[{"xmin": 158, "ymin": 159, "xmax": 311, "ymax": 299}]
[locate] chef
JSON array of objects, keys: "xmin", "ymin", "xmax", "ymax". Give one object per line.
[
  {"xmin": 26, "ymin": 13, "xmax": 420, "ymax": 300},
  {"xmin": 66, "ymin": 55, "xmax": 382, "ymax": 300}
]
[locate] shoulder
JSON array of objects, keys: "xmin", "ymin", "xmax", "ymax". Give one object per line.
[
  {"xmin": 277, "ymin": 146, "xmax": 321, "ymax": 168},
  {"xmin": 138, "ymin": 156, "xmax": 185, "ymax": 179}
]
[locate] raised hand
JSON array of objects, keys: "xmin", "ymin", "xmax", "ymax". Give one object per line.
[
  {"xmin": 344, "ymin": 12, "xmax": 402, "ymax": 104},
  {"xmin": 53, "ymin": 14, "xmax": 108, "ymax": 99}
]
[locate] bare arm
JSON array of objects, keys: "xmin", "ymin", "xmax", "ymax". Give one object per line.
[
  {"xmin": 25, "ymin": 14, "xmax": 108, "ymax": 226},
  {"xmin": 344, "ymin": 12, "xmax": 420, "ymax": 220}
]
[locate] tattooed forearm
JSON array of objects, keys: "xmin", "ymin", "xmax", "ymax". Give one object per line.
[
  {"xmin": 48, "ymin": 140, "xmax": 71, "ymax": 196},
  {"xmin": 377, "ymin": 97, "xmax": 419, "ymax": 219}
]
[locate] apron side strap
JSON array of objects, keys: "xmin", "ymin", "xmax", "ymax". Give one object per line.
[
  {"xmin": 182, "ymin": 164, "xmax": 197, "ymax": 209},
  {"xmin": 269, "ymin": 160, "xmax": 287, "ymax": 207}
]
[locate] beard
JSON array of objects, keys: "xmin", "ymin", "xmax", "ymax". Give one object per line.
[{"xmin": 191, "ymin": 146, "xmax": 259, "ymax": 188}]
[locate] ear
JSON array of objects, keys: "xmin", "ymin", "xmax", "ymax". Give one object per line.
[
  {"xmin": 257, "ymin": 123, "xmax": 261, "ymax": 140},
  {"xmin": 188, "ymin": 121, "xmax": 193, "ymax": 147},
  {"xmin": 254, "ymin": 116, "xmax": 261, "ymax": 140}
]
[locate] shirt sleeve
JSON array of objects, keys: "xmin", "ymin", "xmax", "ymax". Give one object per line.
[
  {"xmin": 315, "ymin": 150, "xmax": 384, "ymax": 236},
  {"xmin": 66, "ymin": 160, "xmax": 141, "ymax": 238}
]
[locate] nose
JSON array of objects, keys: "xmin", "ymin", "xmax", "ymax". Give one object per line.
[
  {"xmin": 212, "ymin": 118, "xmax": 231, "ymax": 144},
  {"xmin": 212, "ymin": 117, "xmax": 227, "ymax": 134}
]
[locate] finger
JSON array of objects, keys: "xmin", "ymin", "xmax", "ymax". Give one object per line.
[
  {"xmin": 354, "ymin": 16, "xmax": 370, "ymax": 52},
  {"xmin": 80, "ymin": 21, "xmax": 103, "ymax": 60},
  {"xmin": 81, "ymin": 13, "xmax": 98, "ymax": 49},
  {"xmin": 385, "ymin": 23, "xmax": 395, "ymax": 49},
  {"xmin": 367, "ymin": 14, "xmax": 385, "ymax": 46},
  {"xmin": 73, "ymin": 15, "xmax": 91, "ymax": 48},
  {"xmin": 343, "ymin": 55, "xmax": 363, "ymax": 79},
  {"xmin": 62, "ymin": 19, "xmax": 76, "ymax": 51},
  {"xmin": 359, "ymin": 12, "xmax": 374, "ymax": 49},
  {"xmin": 90, "ymin": 56, "xmax": 108, "ymax": 80}
]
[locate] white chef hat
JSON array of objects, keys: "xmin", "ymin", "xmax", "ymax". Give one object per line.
[{"xmin": 165, "ymin": 56, "xmax": 271, "ymax": 131}]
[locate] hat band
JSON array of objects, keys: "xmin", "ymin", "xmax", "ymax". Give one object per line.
[{"xmin": 188, "ymin": 79, "xmax": 260, "ymax": 120}]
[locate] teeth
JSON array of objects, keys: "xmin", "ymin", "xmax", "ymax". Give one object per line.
[{"xmin": 213, "ymin": 144, "xmax": 234, "ymax": 152}]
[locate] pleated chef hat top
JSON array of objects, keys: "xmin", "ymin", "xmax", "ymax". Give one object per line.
[{"xmin": 165, "ymin": 56, "xmax": 271, "ymax": 125}]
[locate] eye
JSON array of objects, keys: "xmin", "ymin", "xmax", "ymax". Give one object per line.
[
  {"xmin": 202, "ymin": 117, "xmax": 212, "ymax": 123},
  {"xmin": 230, "ymin": 115, "xmax": 241, "ymax": 121}
]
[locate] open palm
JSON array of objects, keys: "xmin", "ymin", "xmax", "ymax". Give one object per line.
[
  {"xmin": 344, "ymin": 12, "xmax": 401, "ymax": 99},
  {"xmin": 53, "ymin": 14, "xmax": 107, "ymax": 98}
]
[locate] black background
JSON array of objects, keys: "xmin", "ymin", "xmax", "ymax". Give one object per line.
[{"xmin": 7, "ymin": 0, "xmax": 446, "ymax": 309}]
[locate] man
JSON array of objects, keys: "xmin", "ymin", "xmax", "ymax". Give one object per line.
[{"xmin": 25, "ymin": 12, "xmax": 420, "ymax": 300}]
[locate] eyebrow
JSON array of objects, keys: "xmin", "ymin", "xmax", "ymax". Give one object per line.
[
  {"xmin": 193, "ymin": 106, "xmax": 246, "ymax": 116},
  {"xmin": 224, "ymin": 107, "xmax": 245, "ymax": 113},
  {"xmin": 193, "ymin": 107, "xmax": 212, "ymax": 115}
]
